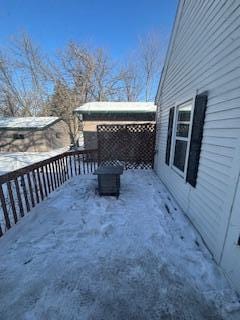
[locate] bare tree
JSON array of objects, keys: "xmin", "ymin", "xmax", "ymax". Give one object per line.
[
  {"xmin": 119, "ymin": 60, "xmax": 142, "ymax": 101},
  {"xmin": 0, "ymin": 53, "xmax": 26, "ymax": 116},
  {"xmin": 0, "ymin": 33, "xmax": 52, "ymax": 117},
  {"xmin": 90, "ymin": 48, "xmax": 123, "ymax": 101},
  {"xmin": 138, "ymin": 31, "xmax": 162, "ymax": 101},
  {"xmin": 44, "ymin": 42, "xmax": 96, "ymax": 145},
  {"xmin": 55, "ymin": 42, "xmax": 95, "ymax": 103},
  {"xmin": 11, "ymin": 33, "xmax": 52, "ymax": 115}
]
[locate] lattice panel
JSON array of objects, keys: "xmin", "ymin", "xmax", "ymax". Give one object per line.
[{"xmin": 97, "ymin": 123, "xmax": 156, "ymax": 169}]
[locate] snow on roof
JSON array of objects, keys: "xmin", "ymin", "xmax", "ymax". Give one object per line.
[
  {"xmin": 0, "ymin": 117, "xmax": 60, "ymax": 130},
  {"xmin": 75, "ymin": 102, "xmax": 156, "ymax": 114}
]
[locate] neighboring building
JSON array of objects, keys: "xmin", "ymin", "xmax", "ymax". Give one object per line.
[
  {"xmin": 155, "ymin": 0, "xmax": 240, "ymax": 292},
  {"xmin": 74, "ymin": 102, "xmax": 156, "ymax": 149},
  {"xmin": 0, "ymin": 117, "xmax": 70, "ymax": 152}
]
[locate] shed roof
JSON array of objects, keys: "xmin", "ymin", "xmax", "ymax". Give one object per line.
[
  {"xmin": 75, "ymin": 102, "xmax": 156, "ymax": 114},
  {"xmin": 0, "ymin": 117, "xmax": 60, "ymax": 130}
]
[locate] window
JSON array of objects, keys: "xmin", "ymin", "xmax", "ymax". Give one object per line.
[
  {"xmin": 13, "ymin": 133, "xmax": 25, "ymax": 140},
  {"xmin": 165, "ymin": 93, "xmax": 208, "ymax": 186},
  {"xmin": 172, "ymin": 101, "xmax": 193, "ymax": 175}
]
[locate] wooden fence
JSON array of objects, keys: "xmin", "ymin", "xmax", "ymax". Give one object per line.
[
  {"xmin": 0, "ymin": 149, "xmax": 98, "ymax": 237},
  {"xmin": 97, "ymin": 123, "xmax": 156, "ymax": 169}
]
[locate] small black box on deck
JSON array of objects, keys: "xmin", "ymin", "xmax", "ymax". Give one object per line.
[{"xmin": 94, "ymin": 166, "xmax": 123, "ymax": 197}]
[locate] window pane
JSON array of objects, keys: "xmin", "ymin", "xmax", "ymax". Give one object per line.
[
  {"xmin": 176, "ymin": 123, "xmax": 189, "ymax": 137},
  {"xmin": 173, "ymin": 140, "xmax": 187, "ymax": 172},
  {"xmin": 178, "ymin": 104, "xmax": 191, "ymax": 121}
]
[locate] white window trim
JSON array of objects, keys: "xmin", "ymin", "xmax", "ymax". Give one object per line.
[{"xmin": 170, "ymin": 96, "xmax": 196, "ymax": 180}]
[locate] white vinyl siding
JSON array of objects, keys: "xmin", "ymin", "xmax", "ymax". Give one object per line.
[{"xmin": 155, "ymin": 0, "xmax": 240, "ymax": 262}]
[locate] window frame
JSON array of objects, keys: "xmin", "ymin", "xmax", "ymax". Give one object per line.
[
  {"xmin": 13, "ymin": 133, "xmax": 25, "ymax": 140},
  {"xmin": 170, "ymin": 98, "xmax": 195, "ymax": 179}
]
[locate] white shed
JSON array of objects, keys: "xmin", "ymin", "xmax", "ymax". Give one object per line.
[{"xmin": 155, "ymin": 0, "xmax": 240, "ymax": 293}]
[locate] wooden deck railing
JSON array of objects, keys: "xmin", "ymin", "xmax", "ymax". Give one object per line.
[{"xmin": 0, "ymin": 149, "xmax": 98, "ymax": 237}]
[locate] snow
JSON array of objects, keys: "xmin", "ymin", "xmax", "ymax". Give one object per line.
[
  {"xmin": 0, "ymin": 170, "xmax": 239, "ymax": 319},
  {"xmin": 0, "ymin": 116, "xmax": 59, "ymax": 129},
  {"xmin": 75, "ymin": 101, "xmax": 156, "ymax": 113},
  {"xmin": 0, "ymin": 149, "xmax": 66, "ymax": 175}
]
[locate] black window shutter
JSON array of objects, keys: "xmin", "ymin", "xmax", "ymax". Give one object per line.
[
  {"xmin": 186, "ymin": 93, "xmax": 208, "ymax": 187},
  {"xmin": 165, "ymin": 107, "xmax": 175, "ymax": 165}
]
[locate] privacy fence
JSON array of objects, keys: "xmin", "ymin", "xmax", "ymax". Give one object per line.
[
  {"xmin": 97, "ymin": 123, "xmax": 156, "ymax": 169},
  {"xmin": 0, "ymin": 149, "xmax": 98, "ymax": 237}
]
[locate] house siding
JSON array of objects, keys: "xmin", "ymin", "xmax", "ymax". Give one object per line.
[
  {"xmin": 0, "ymin": 120, "xmax": 70, "ymax": 152},
  {"xmin": 155, "ymin": 0, "xmax": 240, "ymax": 263}
]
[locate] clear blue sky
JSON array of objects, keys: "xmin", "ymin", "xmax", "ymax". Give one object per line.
[{"xmin": 0, "ymin": 0, "xmax": 178, "ymax": 59}]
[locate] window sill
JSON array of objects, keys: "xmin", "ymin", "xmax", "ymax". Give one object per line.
[{"xmin": 171, "ymin": 165, "xmax": 185, "ymax": 179}]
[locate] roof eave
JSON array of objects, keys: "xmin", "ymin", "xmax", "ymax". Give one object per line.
[
  {"xmin": 0, "ymin": 118, "xmax": 61, "ymax": 131},
  {"xmin": 75, "ymin": 110, "xmax": 156, "ymax": 114}
]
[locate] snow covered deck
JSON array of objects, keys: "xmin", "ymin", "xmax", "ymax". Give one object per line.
[{"xmin": 0, "ymin": 171, "xmax": 239, "ymax": 319}]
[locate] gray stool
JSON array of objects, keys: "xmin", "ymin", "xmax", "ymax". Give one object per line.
[{"xmin": 94, "ymin": 166, "xmax": 123, "ymax": 198}]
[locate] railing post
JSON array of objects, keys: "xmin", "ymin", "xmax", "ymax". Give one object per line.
[
  {"xmin": 41, "ymin": 166, "xmax": 48, "ymax": 198},
  {"xmin": 21, "ymin": 175, "xmax": 30, "ymax": 213},
  {"xmin": 57, "ymin": 159, "xmax": 62, "ymax": 185},
  {"xmin": 54, "ymin": 160, "xmax": 60, "ymax": 187},
  {"xmin": 48, "ymin": 163, "xmax": 54, "ymax": 191},
  {"xmin": 36, "ymin": 168, "xmax": 44, "ymax": 201},
  {"xmin": 45, "ymin": 164, "xmax": 51, "ymax": 194},
  {"xmin": 69, "ymin": 155, "xmax": 73, "ymax": 178},
  {"xmin": 51, "ymin": 162, "xmax": 57, "ymax": 189},
  {"xmin": 14, "ymin": 178, "xmax": 24, "ymax": 217},
  {"xmin": 0, "ymin": 184, "xmax": 11, "ymax": 230},
  {"xmin": 73, "ymin": 154, "xmax": 77, "ymax": 176},
  {"xmin": 27, "ymin": 172, "xmax": 35, "ymax": 208},
  {"xmin": 7, "ymin": 181, "xmax": 18, "ymax": 224},
  {"xmin": 32, "ymin": 170, "xmax": 40, "ymax": 204},
  {"xmin": 83, "ymin": 153, "xmax": 86, "ymax": 174}
]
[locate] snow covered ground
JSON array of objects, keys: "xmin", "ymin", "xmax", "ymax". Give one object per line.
[
  {"xmin": 0, "ymin": 171, "xmax": 239, "ymax": 319},
  {"xmin": 0, "ymin": 149, "xmax": 66, "ymax": 175}
]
